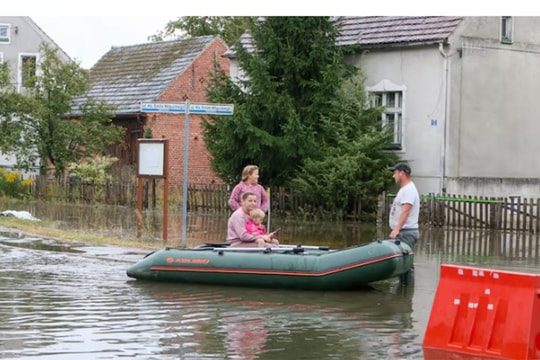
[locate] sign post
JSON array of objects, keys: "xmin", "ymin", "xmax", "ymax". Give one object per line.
[{"xmin": 140, "ymin": 100, "xmax": 234, "ymax": 246}]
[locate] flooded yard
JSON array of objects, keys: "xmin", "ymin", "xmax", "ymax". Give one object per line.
[{"xmin": 1, "ymin": 200, "xmax": 540, "ymax": 358}]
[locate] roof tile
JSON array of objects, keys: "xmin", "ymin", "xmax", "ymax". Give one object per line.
[
  {"xmin": 224, "ymin": 16, "xmax": 464, "ymax": 57},
  {"xmin": 335, "ymin": 16, "xmax": 463, "ymax": 46},
  {"xmin": 76, "ymin": 35, "xmax": 217, "ymax": 114}
]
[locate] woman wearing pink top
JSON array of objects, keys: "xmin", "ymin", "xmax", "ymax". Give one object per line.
[
  {"xmin": 228, "ymin": 165, "xmax": 269, "ymax": 212},
  {"xmin": 227, "ymin": 191, "xmax": 279, "ymax": 248}
]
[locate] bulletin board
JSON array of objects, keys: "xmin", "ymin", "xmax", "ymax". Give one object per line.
[{"xmin": 138, "ymin": 139, "xmax": 168, "ymax": 178}]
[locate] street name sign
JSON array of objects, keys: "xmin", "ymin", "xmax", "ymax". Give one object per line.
[{"xmin": 140, "ymin": 102, "xmax": 234, "ymax": 115}]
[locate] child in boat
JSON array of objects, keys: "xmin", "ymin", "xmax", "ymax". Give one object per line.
[
  {"xmin": 246, "ymin": 208, "xmax": 279, "ymax": 247},
  {"xmin": 246, "ymin": 208, "xmax": 266, "ymax": 235}
]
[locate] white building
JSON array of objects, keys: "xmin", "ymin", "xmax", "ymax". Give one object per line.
[{"xmin": 0, "ymin": 16, "xmax": 70, "ymax": 175}]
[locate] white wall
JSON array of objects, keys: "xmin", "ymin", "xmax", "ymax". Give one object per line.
[
  {"xmin": 350, "ymin": 46, "xmax": 447, "ymax": 195},
  {"xmin": 445, "ymin": 17, "xmax": 540, "ymax": 197}
]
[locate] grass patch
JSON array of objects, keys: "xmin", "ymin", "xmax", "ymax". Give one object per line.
[{"xmin": 0, "ymin": 217, "xmax": 158, "ymax": 250}]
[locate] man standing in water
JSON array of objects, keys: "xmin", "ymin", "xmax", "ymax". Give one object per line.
[{"xmin": 389, "ymin": 163, "xmax": 420, "ymax": 248}]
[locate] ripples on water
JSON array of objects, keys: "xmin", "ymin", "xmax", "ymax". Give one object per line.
[
  {"xmin": 3, "ymin": 201, "xmax": 540, "ymax": 359},
  {"xmin": 0, "ymin": 234, "xmax": 423, "ymax": 359}
]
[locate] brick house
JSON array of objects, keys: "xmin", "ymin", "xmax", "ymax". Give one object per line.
[{"xmin": 80, "ymin": 36, "xmax": 229, "ymax": 186}]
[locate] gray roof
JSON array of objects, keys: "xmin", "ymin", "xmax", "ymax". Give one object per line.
[
  {"xmin": 79, "ymin": 35, "xmax": 217, "ymax": 114},
  {"xmin": 335, "ymin": 16, "xmax": 463, "ymax": 47},
  {"xmin": 223, "ymin": 16, "xmax": 463, "ymax": 57}
]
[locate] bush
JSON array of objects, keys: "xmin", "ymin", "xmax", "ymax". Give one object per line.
[
  {"xmin": 0, "ymin": 168, "xmax": 34, "ymax": 198},
  {"xmin": 68, "ymin": 155, "xmax": 118, "ymax": 186}
]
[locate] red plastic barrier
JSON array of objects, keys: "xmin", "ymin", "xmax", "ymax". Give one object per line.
[{"xmin": 423, "ymin": 264, "xmax": 540, "ymax": 359}]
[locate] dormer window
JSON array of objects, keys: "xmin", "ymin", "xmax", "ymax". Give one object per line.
[
  {"xmin": 0, "ymin": 24, "xmax": 10, "ymax": 43},
  {"xmin": 501, "ymin": 16, "xmax": 513, "ymax": 44}
]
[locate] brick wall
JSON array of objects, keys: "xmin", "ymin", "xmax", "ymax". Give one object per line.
[{"xmin": 149, "ymin": 38, "xmax": 229, "ymax": 186}]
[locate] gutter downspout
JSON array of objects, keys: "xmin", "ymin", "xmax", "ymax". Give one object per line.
[{"xmin": 439, "ymin": 42, "xmax": 450, "ymax": 194}]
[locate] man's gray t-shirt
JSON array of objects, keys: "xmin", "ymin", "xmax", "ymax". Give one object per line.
[{"xmin": 389, "ymin": 182, "xmax": 420, "ymax": 230}]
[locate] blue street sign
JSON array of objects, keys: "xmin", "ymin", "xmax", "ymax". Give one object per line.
[
  {"xmin": 140, "ymin": 103, "xmax": 186, "ymax": 113},
  {"xmin": 140, "ymin": 102, "xmax": 234, "ymax": 115}
]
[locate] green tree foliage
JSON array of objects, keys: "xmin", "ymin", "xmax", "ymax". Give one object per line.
[
  {"xmin": 290, "ymin": 76, "xmax": 399, "ymax": 219},
  {"xmin": 149, "ymin": 16, "xmax": 255, "ymax": 46},
  {"xmin": 0, "ymin": 62, "xmax": 32, "ymax": 159},
  {"xmin": 204, "ymin": 16, "xmax": 356, "ymax": 185},
  {"xmin": 0, "ymin": 43, "xmax": 124, "ymax": 176},
  {"xmin": 204, "ymin": 16, "xmax": 398, "ymax": 218}
]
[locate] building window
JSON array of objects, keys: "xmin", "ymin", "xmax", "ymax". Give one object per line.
[
  {"xmin": 366, "ymin": 80, "xmax": 406, "ymax": 150},
  {"xmin": 501, "ymin": 16, "xmax": 513, "ymax": 44},
  {"xmin": 18, "ymin": 54, "xmax": 38, "ymax": 94},
  {"xmin": 0, "ymin": 24, "xmax": 10, "ymax": 43},
  {"xmin": 369, "ymin": 92, "xmax": 403, "ymax": 149}
]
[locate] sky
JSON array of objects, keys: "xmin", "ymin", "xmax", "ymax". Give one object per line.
[
  {"xmin": 6, "ymin": 0, "xmax": 531, "ymax": 70},
  {"xmin": 31, "ymin": 16, "xmax": 172, "ymax": 69}
]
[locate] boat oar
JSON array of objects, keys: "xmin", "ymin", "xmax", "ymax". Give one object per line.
[
  {"xmin": 213, "ymin": 247, "xmax": 304, "ymax": 254},
  {"xmin": 279, "ymin": 245, "xmax": 330, "ymax": 251}
]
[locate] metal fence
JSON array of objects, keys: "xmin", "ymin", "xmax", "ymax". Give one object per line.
[{"xmin": 384, "ymin": 193, "xmax": 540, "ymax": 232}]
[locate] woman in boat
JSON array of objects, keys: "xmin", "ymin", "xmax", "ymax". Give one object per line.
[
  {"xmin": 227, "ymin": 191, "xmax": 279, "ymax": 248},
  {"xmin": 228, "ymin": 165, "xmax": 269, "ymax": 212}
]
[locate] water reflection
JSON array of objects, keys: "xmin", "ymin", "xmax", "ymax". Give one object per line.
[
  {"xmin": 0, "ymin": 199, "xmax": 384, "ymax": 247},
  {"xmin": 2, "ymin": 200, "xmax": 540, "ymax": 358},
  {"xmin": 3, "ymin": 199, "xmax": 540, "ymax": 262},
  {"xmin": 0, "ymin": 237, "xmax": 422, "ymax": 359},
  {"xmin": 419, "ymin": 227, "xmax": 540, "ymax": 269},
  {"xmin": 128, "ymin": 280, "xmax": 418, "ymax": 359},
  {"xmin": 0, "ymin": 232, "xmax": 85, "ymax": 253}
]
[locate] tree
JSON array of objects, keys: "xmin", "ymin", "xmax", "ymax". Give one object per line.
[
  {"xmin": 149, "ymin": 16, "xmax": 255, "ymax": 46},
  {"xmin": 0, "ymin": 43, "xmax": 124, "ymax": 176},
  {"xmin": 203, "ymin": 16, "xmax": 399, "ymax": 218},
  {"xmin": 204, "ymin": 17, "xmax": 357, "ymax": 185},
  {"xmin": 0, "ymin": 62, "xmax": 31, "ymax": 160},
  {"xmin": 290, "ymin": 76, "xmax": 398, "ymax": 218}
]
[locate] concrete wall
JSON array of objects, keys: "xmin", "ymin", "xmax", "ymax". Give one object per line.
[
  {"xmin": 445, "ymin": 16, "xmax": 540, "ymax": 196},
  {"xmin": 348, "ymin": 46, "xmax": 446, "ymax": 195}
]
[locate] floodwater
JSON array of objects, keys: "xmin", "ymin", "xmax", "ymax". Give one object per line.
[{"xmin": 1, "ymin": 200, "xmax": 540, "ymax": 359}]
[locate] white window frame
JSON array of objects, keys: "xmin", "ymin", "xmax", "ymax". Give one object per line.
[
  {"xmin": 366, "ymin": 79, "xmax": 407, "ymax": 151},
  {"xmin": 0, "ymin": 24, "xmax": 10, "ymax": 44},
  {"xmin": 18, "ymin": 53, "xmax": 40, "ymax": 94},
  {"xmin": 501, "ymin": 16, "xmax": 513, "ymax": 44}
]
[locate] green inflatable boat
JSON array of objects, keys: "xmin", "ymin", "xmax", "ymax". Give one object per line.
[{"xmin": 126, "ymin": 239, "xmax": 414, "ymax": 290}]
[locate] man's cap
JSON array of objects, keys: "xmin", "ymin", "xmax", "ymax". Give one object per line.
[{"xmin": 389, "ymin": 163, "xmax": 411, "ymax": 175}]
